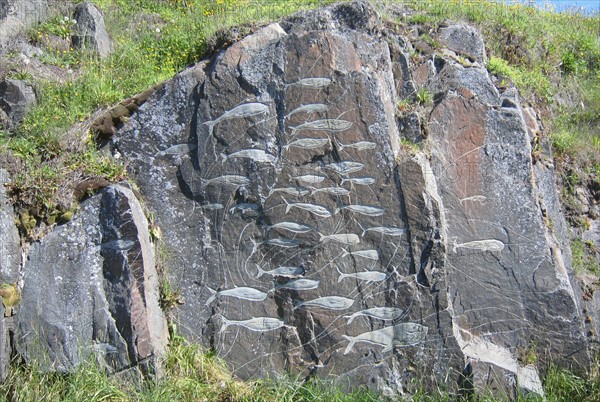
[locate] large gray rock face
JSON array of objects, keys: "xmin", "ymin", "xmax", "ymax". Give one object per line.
[
  {"xmin": 109, "ymin": 1, "xmax": 588, "ymax": 396},
  {"xmin": 0, "ymin": 169, "xmax": 19, "ymax": 381},
  {"xmin": 0, "ymin": 169, "xmax": 19, "ymax": 283},
  {"xmin": 72, "ymin": 2, "xmax": 112, "ymax": 58},
  {"xmin": 0, "ymin": 0, "xmax": 49, "ymax": 49},
  {"xmin": 17, "ymin": 185, "xmax": 167, "ymax": 374}
]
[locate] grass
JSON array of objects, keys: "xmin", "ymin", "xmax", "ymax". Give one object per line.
[
  {"xmin": 571, "ymin": 238, "xmax": 600, "ymax": 276},
  {"xmin": 0, "ymin": 331, "xmax": 381, "ymax": 402},
  {"xmin": 1, "ymin": 335, "xmax": 599, "ymax": 402}
]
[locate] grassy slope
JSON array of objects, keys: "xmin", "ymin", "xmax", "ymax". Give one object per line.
[{"xmin": 0, "ymin": 0, "xmax": 599, "ymax": 400}]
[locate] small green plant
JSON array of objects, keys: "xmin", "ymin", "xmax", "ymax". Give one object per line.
[
  {"xmin": 518, "ymin": 344, "xmax": 538, "ymax": 366},
  {"xmin": 396, "ymin": 98, "xmax": 413, "ymax": 113},
  {"xmin": 416, "ymin": 88, "xmax": 433, "ymax": 105},
  {"xmin": 487, "ymin": 56, "xmax": 512, "ymax": 77},
  {"xmin": 406, "ymin": 14, "xmax": 436, "ymax": 25},
  {"xmin": 418, "ymin": 33, "xmax": 439, "ymax": 49},
  {"xmin": 30, "ymin": 14, "xmax": 76, "ymax": 41},
  {"xmin": 571, "ymin": 238, "xmax": 600, "ymax": 276},
  {"xmin": 399, "ymin": 138, "xmax": 422, "ymax": 156},
  {"xmin": 6, "ymin": 71, "xmax": 34, "ymax": 82}
]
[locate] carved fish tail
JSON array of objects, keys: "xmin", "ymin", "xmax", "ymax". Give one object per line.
[
  {"xmin": 204, "ymin": 120, "xmax": 216, "ymax": 136},
  {"xmin": 281, "ymin": 196, "xmax": 291, "ymax": 213},
  {"xmin": 255, "ymin": 264, "xmax": 265, "ymax": 278},
  {"xmin": 342, "ymin": 335, "xmax": 355, "ymax": 355},
  {"xmin": 205, "ymin": 286, "xmax": 217, "ymax": 306},
  {"xmin": 336, "ymin": 266, "xmax": 345, "ymax": 283},
  {"xmin": 220, "ymin": 317, "xmax": 231, "ymax": 333}
]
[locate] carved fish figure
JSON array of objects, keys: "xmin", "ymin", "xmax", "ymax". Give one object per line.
[
  {"xmin": 285, "ymin": 103, "xmax": 330, "ymax": 119},
  {"xmin": 291, "ymin": 174, "xmax": 326, "ymax": 184},
  {"xmin": 344, "ymin": 307, "xmax": 405, "ymax": 324},
  {"xmin": 459, "ymin": 195, "xmax": 487, "ymax": 204},
  {"xmin": 201, "ymin": 203, "xmax": 224, "ymax": 210},
  {"xmin": 341, "ymin": 177, "xmax": 376, "ymax": 186},
  {"xmin": 342, "ymin": 248, "xmax": 379, "ymax": 260},
  {"xmin": 220, "ymin": 316, "xmax": 285, "ymax": 333},
  {"xmin": 268, "ymin": 187, "xmax": 310, "ymax": 197},
  {"xmin": 282, "ymin": 198, "xmax": 332, "ymax": 218},
  {"xmin": 256, "ymin": 265, "xmax": 305, "ymax": 278},
  {"xmin": 290, "ymin": 119, "xmax": 352, "ymax": 135},
  {"xmin": 310, "ymin": 186, "xmax": 351, "ymax": 196},
  {"xmin": 101, "ymin": 240, "xmax": 136, "ymax": 251},
  {"xmin": 343, "ymin": 323, "xmax": 428, "ymax": 354},
  {"xmin": 229, "ymin": 203, "xmax": 260, "ymax": 214},
  {"xmin": 202, "ymin": 175, "xmax": 250, "ymax": 187},
  {"xmin": 283, "ymin": 138, "xmax": 330, "ymax": 151},
  {"xmin": 221, "ymin": 149, "xmax": 277, "ymax": 164},
  {"xmin": 362, "ymin": 226, "xmax": 407, "ymax": 236},
  {"xmin": 335, "ymin": 204, "xmax": 385, "ymax": 216},
  {"xmin": 337, "ymin": 267, "xmax": 387, "ymax": 283},
  {"xmin": 335, "ymin": 140, "xmax": 376, "ymax": 151},
  {"xmin": 205, "ymin": 286, "xmax": 269, "ymax": 305},
  {"xmin": 275, "ymin": 278, "xmax": 320, "ymax": 291},
  {"xmin": 265, "ymin": 237, "xmax": 301, "ymax": 248},
  {"xmin": 266, "ymin": 221, "xmax": 313, "ymax": 234},
  {"xmin": 293, "ymin": 296, "xmax": 354, "ymax": 311},
  {"xmin": 250, "ymin": 237, "xmax": 301, "ymax": 252},
  {"xmin": 203, "ymin": 103, "xmax": 269, "ymax": 134},
  {"xmin": 320, "ymin": 161, "xmax": 364, "ymax": 175},
  {"xmin": 286, "ymin": 78, "xmax": 332, "ymax": 89},
  {"xmin": 318, "ymin": 232, "xmax": 360, "ymax": 245},
  {"xmin": 155, "ymin": 143, "xmax": 197, "ymax": 157},
  {"xmin": 453, "ymin": 239, "xmax": 505, "ymax": 253}
]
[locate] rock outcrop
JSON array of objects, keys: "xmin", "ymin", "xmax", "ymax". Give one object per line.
[
  {"xmin": 0, "ymin": 79, "xmax": 36, "ymax": 126},
  {"xmin": 102, "ymin": 1, "xmax": 589, "ymax": 396},
  {"xmin": 0, "ymin": 0, "xmax": 49, "ymax": 49},
  {"xmin": 0, "ymin": 169, "xmax": 19, "ymax": 381},
  {"xmin": 72, "ymin": 2, "xmax": 112, "ymax": 58},
  {"xmin": 17, "ymin": 185, "xmax": 167, "ymax": 375}
]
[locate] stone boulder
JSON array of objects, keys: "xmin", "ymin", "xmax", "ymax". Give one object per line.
[
  {"xmin": 105, "ymin": 1, "xmax": 587, "ymax": 397},
  {"xmin": 0, "ymin": 79, "xmax": 36, "ymax": 126},
  {"xmin": 17, "ymin": 185, "xmax": 167, "ymax": 375},
  {"xmin": 72, "ymin": 2, "xmax": 112, "ymax": 59},
  {"xmin": 437, "ymin": 24, "xmax": 487, "ymax": 64}
]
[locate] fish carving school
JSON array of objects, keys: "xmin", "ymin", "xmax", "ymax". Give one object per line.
[{"xmin": 199, "ymin": 75, "xmax": 427, "ymax": 357}]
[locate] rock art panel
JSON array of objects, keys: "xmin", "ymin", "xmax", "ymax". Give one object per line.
[{"xmin": 110, "ymin": 1, "xmax": 589, "ymax": 396}]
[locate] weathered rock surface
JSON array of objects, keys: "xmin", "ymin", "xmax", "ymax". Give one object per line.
[
  {"xmin": 437, "ymin": 24, "xmax": 487, "ymax": 64},
  {"xmin": 17, "ymin": 185, "xmax": 167, "ymax": 374},
  {"xmin": 98, "ymin": 1, "xmax": 588, "ymax": 396},
  {"xmin": 0, "ymin": 0, "xmax": 49, "ymax": 49},
  {"xmin": 0, "ymin": 169, "xmax": 19, "ymax": 284},
  {"xmin": 0, "ymin": 79, "xmax": 36, "ymax": 126},
  {"xmin": 72, "ymin": 2, "xmax": 112, "ymax": 58},
  {"xmin": 0, "ymin": 169, "xmax": 19, "ymax": 381},
  {"xmin": 102, "ymin": 2, "xmax": 589, "ymax": 393}
]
